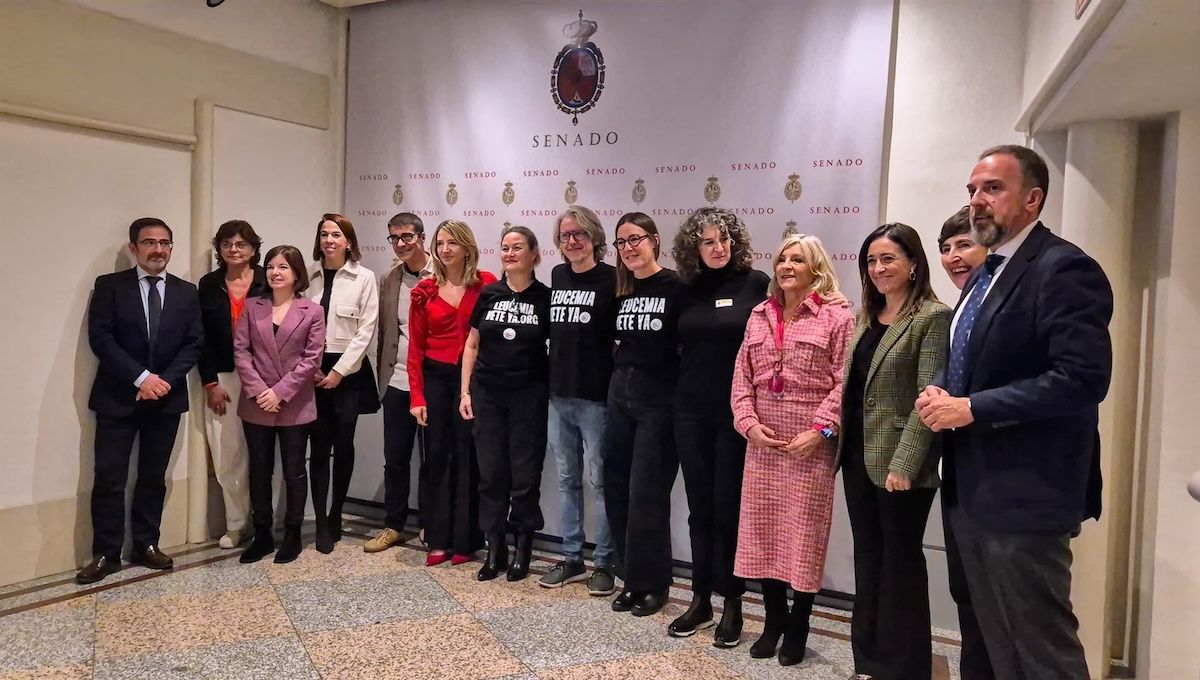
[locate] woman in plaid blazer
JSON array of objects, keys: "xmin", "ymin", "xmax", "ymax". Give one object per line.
[{"xmin": 836, "ymin": 223, "xmax": 951, "ymax": 680}]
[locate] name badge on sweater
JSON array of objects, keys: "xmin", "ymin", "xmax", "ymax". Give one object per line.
[{"xmin": 715, "ymin": 298, "xmax": 734, "ymax": 308}]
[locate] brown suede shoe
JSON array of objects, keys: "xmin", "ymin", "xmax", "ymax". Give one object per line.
[
  {"xmin": 76, "ymin": 555, "xmax": 122, "ymax": 584},
  {"xmin": 130, "ymin": 545, "xmax": 174, "ymax": 570},
  {"xmin": 363, "ymin": 527, "xmax": 404, "ymax": 553}
]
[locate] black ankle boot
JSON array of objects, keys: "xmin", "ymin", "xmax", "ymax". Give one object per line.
[
  {"xmin": 668, "ymin": 592, "xmax": 714, "ymax": 637},
  {"xmin": 239, "ymin": 526, "xmax": 275, "ymax": 564},
  {"xmin": 273, "ymin": 525, "xmax": 303, "ymax": 564},
  {"xmin": 477, "ymin": 533, "xmax": 508, "ymax": 581},
  {"xmin": 750, "ymin": 581, "xmax": 788, "ymax": 659},
  {"xmin": 506, "ymin": 532, "xmax": 533, "ymax": 581},
  {"xmin": 314, "ymin": 514, "xmax": 335, "ymax": 554},
  {"xmin": 713, "ymin": 596, "xmax": 744, "ymax": 648},
  {"xmin": 778, "ymin": 592, "xmax": 813, "ymax": 666}
]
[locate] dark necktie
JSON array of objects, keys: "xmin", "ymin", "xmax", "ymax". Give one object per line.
[
  {"xmin": 146, "ymin": 275, "xmax": 162, "ymax": 354},
  {"xmin": 946, "ymin": 254, "xmax": 1005, "ymax": 395}
]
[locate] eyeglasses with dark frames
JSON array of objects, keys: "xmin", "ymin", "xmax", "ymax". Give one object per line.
[
  {"xmin": 613, "ymin": 233, "xmax": 653, "ymax": 250},
  {"xmin": 387, "ymin": 233, "xmax": 420, "ymax": 245}
]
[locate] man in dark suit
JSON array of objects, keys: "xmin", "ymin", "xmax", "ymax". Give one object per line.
[
  {"xmin": 78, "ymin": 217, "xmax": 203, "ymax": 584},
  {"xmin": 917, "ymin": 145, "xmax": 1112, "ymax": 679}
]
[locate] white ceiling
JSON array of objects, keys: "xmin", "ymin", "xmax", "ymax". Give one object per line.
[{"xmin": 1035, "ymin": 0, "xmax": 1200, "ymax": 130}]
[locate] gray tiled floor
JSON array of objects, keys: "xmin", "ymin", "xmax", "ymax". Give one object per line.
[
  {"xmin": 92, "ymin": 634, "xmax": 320, "ymax": 680},
  {"xmin": 274, "ymin": 568, "xmax": 464, "ymax": 633},
  {"xmin": 479, "ymin": 597, "xmax": 689, "ymax": 669},
  {"xmin": 96, "ymin": 559, "xmax": 271, "ymax": 603},
  {"xmin": 0, "ymin": 599, "xmax": 96, "ymax": 673}
]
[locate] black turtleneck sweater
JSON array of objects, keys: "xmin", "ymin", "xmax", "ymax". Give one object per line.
[{"xmin": 677, "ymin": 266, "xmax": 771, "ymax": 410}]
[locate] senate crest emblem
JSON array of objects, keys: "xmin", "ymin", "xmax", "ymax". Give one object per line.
[
  {"xmin": 783, "ymin": 220, "xmax": 799, "ymax": 238},
  {"xmin": 704, "ymin": 176, "xmax": 721, "ymax": 205},
  {"xmin": 565, "ymin": 180, "xmax": 579, "ymax": 205},
  {"xmin": 392, "ymin": 184, "xmax": 404, "ymax": 207},
  {"xmin": 551, "ymin": 11, "xmax": 606, "ymax": 126},
  {"xmin": 445, "ymin": 182, "xmax": 459, "ymax": 207},
  {"xmin": 784, "ymin": 174, "xmax": 802, "ymax": 203},
  {"xmin": 632, "ymin": 178, "xmax": 646, "ymax": 205},
  {"xmin": 502, "ymin": 181, "xmax": 515, "ymax": 206}
]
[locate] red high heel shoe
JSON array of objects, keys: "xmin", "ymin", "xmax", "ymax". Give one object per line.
[
  {"xmin": 450, "ymin": 553, "xmax": 475, "ymax": 566},
  {"xmin": 425, "ymin": 551, "xmax": 449, "ymax": 567}
]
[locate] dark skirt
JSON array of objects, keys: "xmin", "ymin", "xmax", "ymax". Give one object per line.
[{"xmin": 315, "ymin": 352, "xmax": 381, "ymax": 420}]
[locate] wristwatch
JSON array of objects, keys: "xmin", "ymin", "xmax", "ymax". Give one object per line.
[{"xmin": 814, "ymin": 426, "xmax": 835, "ymax": 440}]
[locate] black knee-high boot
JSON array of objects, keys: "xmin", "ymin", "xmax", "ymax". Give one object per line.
[
  {"xmin": 328, "ymin": 423, "xmax": 357, "ymax": 542},
  {"xmin": 779, "ymin": 591, "xmax": 815, "ymax": 666},
  {"xmin": 309, "ymin": 422, "xmax": 335, "ymax": 554},
  {"xmin": 750, "ymin": 579, "xmax": 788, "ymax": 658}
]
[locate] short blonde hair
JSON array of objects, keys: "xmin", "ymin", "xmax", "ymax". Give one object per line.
[
  {"xmin": 430, "ymin": 220, "xmax": 482, "ymax": 286},
  {"xmin": 768, "ymin": 233, "xmax": 840, "ymax": 299}
]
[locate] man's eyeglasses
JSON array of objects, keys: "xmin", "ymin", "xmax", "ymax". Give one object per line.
[
  {"xmin": 613, "ymin": 234, "xmax": 653, "ymax": 250},
  {"xmin": 138, "ymin": 239, "xmax": 174, "ymax": 249},
  {"xmin": 559, "ymin": 230, "xmax": 590, "ymax": 244},
  {"xmin": 219, "ymin": 241, "xmax": 252, "ymax": 251},
  {"xmin": 387, "ymin": 233, "xmax": 420, "ymax": 245}
]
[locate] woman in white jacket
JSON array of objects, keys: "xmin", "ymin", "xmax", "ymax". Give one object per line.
[{"xmin": 307, "ymin": 213, "xmax": 380, "ymax": 553}]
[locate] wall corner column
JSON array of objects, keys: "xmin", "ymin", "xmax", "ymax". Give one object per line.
[
  {"xmin": 1060, "ymin": 118, "xmax": 1139, "ymax": 679},
  {"xmin": 187, "ymin": 99, "xmax": 214, "ymax": 544}
]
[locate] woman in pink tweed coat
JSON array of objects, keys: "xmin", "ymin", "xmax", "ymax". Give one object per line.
[{"xmin": 730, "ymin": 233, "xmax": 854, "ymax": 666}]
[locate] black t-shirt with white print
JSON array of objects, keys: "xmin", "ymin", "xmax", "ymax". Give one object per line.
[
  {"xmin": 614, "ymin": 267, "xmax": 685, "ymax": 374},
  {"xmin": 469, "ymin": 278, "xmax": 551, "ymax": 389},
  {"xmin": 549, "ymin": 262, "xmax": 617, "ymax": 402}
]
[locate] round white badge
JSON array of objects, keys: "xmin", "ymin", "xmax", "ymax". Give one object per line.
[
  {"xmin": 650, "ymin": 318, "xmax": 663, "ymax": 331},
  {"xmin": 502, "ymin": 328, "xmax": 516, "ymax": 340},
  {"xmin": 579, "ymin": 311, "xmax": 591, "ymax": 324}
]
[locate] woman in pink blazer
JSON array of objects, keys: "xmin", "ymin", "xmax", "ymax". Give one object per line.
[
  {"xmin": 234, "ymin": 245, "xmax": 325, "ymax": 564},
  {"xmin": 730, "ymin": 233, "xmax": 854, "ymax": 666}
]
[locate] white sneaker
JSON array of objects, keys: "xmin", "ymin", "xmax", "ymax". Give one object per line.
[{"xmin": 218, "ymin": 529, "xmax": 246, "ymax": 549}]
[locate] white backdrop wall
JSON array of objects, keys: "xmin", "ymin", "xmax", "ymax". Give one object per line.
[
  {"xmin": 0, "ymin": 116, "xmax": 192, "ymax": 584},
  {"xmin": 344, "ymin": 0, "xmax": 894, "ymax": 595},
  {"xmin": 210, "ymin": 106, "xmax": 339, "ymax": 529}
]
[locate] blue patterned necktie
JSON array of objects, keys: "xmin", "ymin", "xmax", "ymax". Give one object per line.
[{"xmin": 946, "ymin": 254, "xmax": 1005, "ymax": 395}]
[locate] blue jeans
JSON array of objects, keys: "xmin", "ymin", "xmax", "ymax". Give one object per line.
[{"xmin": 547, "ymin": 396, "xmax": 614, "ymax": 567}]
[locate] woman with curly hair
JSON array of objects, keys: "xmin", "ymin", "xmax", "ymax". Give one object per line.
[
  {"xmin": 666, "ymin": 208, "xmax": 769, "ymax": 645},
  {"xmin": 407, "ymin": 220, "xmax": 497, "ymax": 566}
]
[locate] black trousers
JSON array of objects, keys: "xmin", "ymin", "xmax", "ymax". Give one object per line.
[
  {"xmin": 674, "ymin": 396, "xmax": 745, "ymax": 598},
  {"xmin": 472, "ymin": 380, "xmax": 548, "ymax": 535},
  {"xmin": 603, "ymin": 367, "xmax": 678, "ymax": 593},
  {"xmin": 91, "ymin": 410, "xmax": 181, "ymax": 559},
  {"xmin": 243, "ymin": 421, "xmax": 308, "ymax": 529},
  {"xmin": 382, "ymin": 387, "xmax": 421, "ymax": 532},
  {"xmin": 843, "ymin": 455, "xmax": 936, "ymax": 680},
  {"xmin": 945, "ymin": 504, "xmax": 1089, "ymax": 680},
  {"xmin": 422, "ymin": 359, "xmax": 481, "ymax": 555}
]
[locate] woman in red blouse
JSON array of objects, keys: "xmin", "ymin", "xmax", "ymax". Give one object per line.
[{"xmin": 408, "ymin": 220, "xmax": 497, "ymax": 566}]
